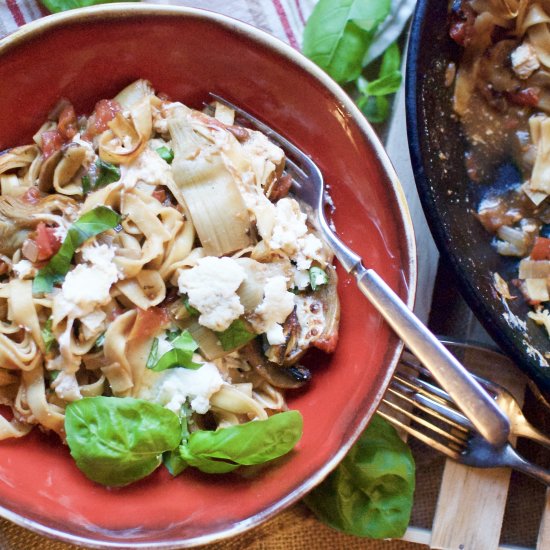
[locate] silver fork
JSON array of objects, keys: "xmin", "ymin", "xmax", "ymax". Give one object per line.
[
  {"xmin": 378, "ymin": 361, "xmax": 550, "ymax": 485},
  {"xmin": 211, "ymin": 93, "xmax": 509, "ymax": 447},
  {"xmin": 401, "ymin": 341, "xmax": 550, "ymax": 449}
]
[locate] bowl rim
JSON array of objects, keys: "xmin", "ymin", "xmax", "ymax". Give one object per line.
[{"xmin": 0, "ymin": 3, "xmax": 417, "ymax": 548}]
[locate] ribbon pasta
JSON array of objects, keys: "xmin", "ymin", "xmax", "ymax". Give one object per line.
[{"xmin": 0, "ymin": 79, "xmax": 339, "ymax": 446}]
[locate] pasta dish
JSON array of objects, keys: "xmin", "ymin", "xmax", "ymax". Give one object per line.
[
  {"xmin": 450, "ymin": 0, "xmax": 550, "ymax": 344},
  {"xmin": 0, "ymin": 80, "xmax": 339, "ymax": 486}
]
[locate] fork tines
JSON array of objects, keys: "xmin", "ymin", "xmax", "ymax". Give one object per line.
[{"xmin": 378, "ymin": 356, "xmax": 476, "ymax": 459}]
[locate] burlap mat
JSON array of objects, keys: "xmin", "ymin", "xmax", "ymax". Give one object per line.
[{"xmin": 0, "ymin": 503, "xmax": 423, "ymax": 550}]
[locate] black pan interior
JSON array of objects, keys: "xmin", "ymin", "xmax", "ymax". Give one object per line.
[{"xmin": 406, "ymin": 0, "xmax": 550, "ymax": 396}]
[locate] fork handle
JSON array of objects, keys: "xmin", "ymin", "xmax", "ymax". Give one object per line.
[
  {"xmin": 502, "ymin": 444, "xmax": 550, "ymax": 485},
  {"xmin": 355, "ymin": 266, "xmax": 510, "ymax": 447}
]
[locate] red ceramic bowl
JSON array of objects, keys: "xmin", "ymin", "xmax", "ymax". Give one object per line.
[{"xmin": 0, "ymin": 4, "xmax": 416, "ymax": 548}]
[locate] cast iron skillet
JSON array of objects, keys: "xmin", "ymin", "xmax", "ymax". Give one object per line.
[{"xmin": 406, "ymin": 0, "xmax": 550, "ymax": 397}]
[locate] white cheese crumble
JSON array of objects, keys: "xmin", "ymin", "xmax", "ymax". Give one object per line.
[
  {"xmin": 252, "ymin": 276, "xmax": 295, "ymax": 345},
  {"xmin": 137, "ymin": 361, "xmax": 224, "ymax": 414},
  {"xmin": 54, "ymin": 244, "xmax": 120, "ymax": 319},
  {"xmin": 511, "ymin": 42, "xmax": 540, "ymax": 80},
  {"xmin": 61, "ymin": 245, "xmax": 119, "ymax": 310},
  {"xmin": 120, "ymin": 146, "xmax": 175, "ymax": 190},
  {"xmin": 178, "ymin": 256, "xmax": 246, "ymax": 332},
  {"xmin": 269, "ymin": 198, "xmax": 324, "ymax": 270}
]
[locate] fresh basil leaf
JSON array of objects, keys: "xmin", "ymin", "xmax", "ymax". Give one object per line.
[
  {"xmin": 303, "ymin": 0, "xmax": 391, "ymax": 83},
  {"xmin": 40, "ymin": 0, "xmax": 139, "ymax": 14},
  {"xmin": 309, "ymin": 266, "xmax": 329, "ymax": 291},
  {"xmin": 164, "ymin": 404, "xmax": 191, "ymax": 476},
  {"xmin": 94, "ymin": 159, "xmax": 120, "ymax": 188},
  {"xmin": 165, "ymin": 329, "xmax": 181, "ymax": 342},
  {"xmin": 363, "ymin": 0, "xmax": 417, "ymax": 65},
  {"xmin": 183, "ymin": 297, "xmax": 199, "ymax": 317},
  {"xmin": 65, "ymin": 396, "xmax": 181, "ymax": 487},
  {"xmin": 364, "ymin": 71, "xmax": 402, "ymax": 97},
  {"xmin": 156, "ymin": 146, "xmax": 174, "ymax": 164},
  {"xmin": 146, "ymin": 338, "xmax": 159, "ymax": 370},
  {"xmin": 41, "ymin": 318, "xmax": 57, "ymax": 353},
  {"xmin": 82, "ymin": 159, "xmax": 120, "ymax": 193},
  {"xmin": 179, "ymin": 410, "xmax": 303, "ymax": 474},
  {"xmin": 81, "ymin": 174, "xmax": 91, "ymax": 194},
  {"xmin": 148, "ymin": 331, "xmax": 201, "ymax": 372},
  {"xmin": 358, "ymin": 94, "xmax": 390, "ymax": 124},
  {"xmin": 215, "ymin": 319, "xmax": 256, "ymax": 351},
  {"xmin": 304, "ymin": 415, "xmax": 415, "ymax": 539},
  {"xmin": 379, "ymin": 41, "xmax": 401, "ymax": 77},
  {"xmin": 32, "ymin": 206, "xmax": 121, "ymax": 295}
]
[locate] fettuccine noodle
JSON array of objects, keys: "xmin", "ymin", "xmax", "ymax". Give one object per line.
[{"xmin": 0, "ymin": 80, "xmax": 340, "ymax": 443}]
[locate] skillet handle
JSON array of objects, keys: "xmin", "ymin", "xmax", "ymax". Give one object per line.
[{"xmin": 355, "ymin": 265, "xmax": 510, "ymax": 447}]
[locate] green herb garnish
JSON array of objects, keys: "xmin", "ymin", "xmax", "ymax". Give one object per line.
[
  {"xmin": 147, "ymin": 330, "xmax": 201, "ymax": 372},
  {"xmin": 309, "ymin": 266, "xmax": 329, "ymax": 291},
  {"xmin": 41, "ymin": 318, "xmax": 57, "ymax": 353},
  {"xmin": 183, "ymin": 297, "xmax": 199, "ymax": 317},
  {"xmin": 215, "ymin": 319, "xmax": 256, "ymax": 351},
  {"xmin": 156, "ymin": 146, "xmax": 174, "ymax": 164},
  {"xmin": 32, "ymin": 206, "xmax": 122, "ymax": 295},
  {"xmin": 82, "ymin": 159, "xmax": 120, "ymax": 193}
]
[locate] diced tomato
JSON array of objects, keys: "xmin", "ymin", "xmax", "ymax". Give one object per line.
[
  {"xmin": 41, "ymin": 130, "xmax": 64, "ymax": 159},
  {"xmin": 34, "ymin": 222, "xmax": 62, "ymax": 262},
  {"xmin": 531, "ymin": 236, "xmax": 550, "ymax": 260},
  {"xmin": 507, "ymin": 87, "xmax": 540, "ymax": 107},
  {"xmin": 128, "ymin": 307, "xmax": 170, "ymax": 341},
  {"xmin": 449, "ymin": 1, "xmax": 476, "ymax": 47},
  {"xmin": 152, "ymin": 187, "xmax": 167, "ymax": 203},
  {"xmin": 85, "ymin": 99, "xmax": 122, "ymax": 139},
  {"xmin": 57, "ymin": 103, "xmax": 78, "ymax": 140},
  {"xmin": 21, "ymin": 186, "xmax": 42, "ymax": 204},
  {"xmin": 312, "ymin": 332, "xmax": 339, "ymax": 354}
]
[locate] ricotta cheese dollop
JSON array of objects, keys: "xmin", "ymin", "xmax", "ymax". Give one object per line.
[{"xmin": 178, "ymin": 256, "xmax": 246, "ymax": 331}]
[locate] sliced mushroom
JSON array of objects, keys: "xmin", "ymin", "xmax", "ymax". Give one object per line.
[
  {"xmin": 38, "ymin": 149, "xmax": 62, "ymax": 192},
  {"xmin": 240, "ymin": 339, "xmax": 310, "ymax": 389}
]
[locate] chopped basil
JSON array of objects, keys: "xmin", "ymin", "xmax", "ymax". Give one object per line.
[
  {"xmin": 309, "ymin": 266, "xmax": 328, "ymax": 290},
  {"xmin": 215, "ymin": 319, "xmax": 256, "ymax": 351},
  {"xmin": 82, "ymin": 159, "xmax": 120, "ymax": 194},
  {"xmin": 146, "ymin": 337, "xmax": 159, "ymax": 369},
  {"xmin": 183, "ymin": 297, "xmax": 199, "ymax": 317},
  {"xmin": 41, "ymin": 318, "xmax": 57, "ymax": 353},
  {"xmin": 49, "ymin": 370, "xmax": 60, "ymax": 382},
  {"xmin": 147, "ymin": 330, "xmax": 201, "ymax": 372},
  {"xmin": 156, "ymin": 146, "xmax": 174, "ymax": 164},
  {"xmin": 32, "ymin": 206, "xmax": 122, "ymax": 295}
]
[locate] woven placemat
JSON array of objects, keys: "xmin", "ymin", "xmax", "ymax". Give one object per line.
[{"xmin": 0, "ymin": 504, "xmax": 423, "ymax": 550}]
